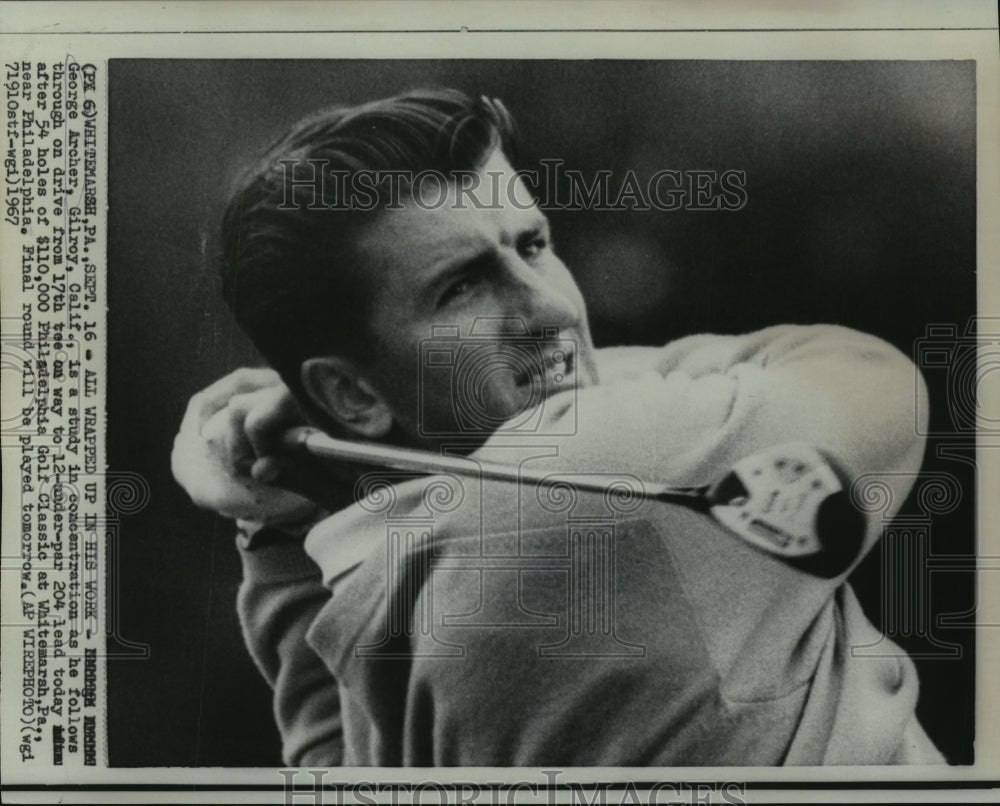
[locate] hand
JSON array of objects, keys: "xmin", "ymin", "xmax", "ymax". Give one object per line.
[{"xmin": 171, "ymin": 368, "xmax": 325, "ymax": 532}]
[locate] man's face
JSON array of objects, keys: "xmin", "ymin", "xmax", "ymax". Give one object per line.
[{"xmin": 354, "ymin": 149, "xmax": 599, "ymax": 448}]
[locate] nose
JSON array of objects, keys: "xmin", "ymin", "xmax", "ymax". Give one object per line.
[{"xmin": 498, "ymin": 251, "xmax": 581, "ymax": 338}]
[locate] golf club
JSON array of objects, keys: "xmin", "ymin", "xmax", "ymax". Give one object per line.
[{"xmin": 280, "ymin": 427, "xmax": 866, "ymax": 577}]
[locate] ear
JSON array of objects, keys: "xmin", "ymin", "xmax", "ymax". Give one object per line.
[{"xmin": 300, "ymin": 357, "xmax": 393, "ymax": 440}]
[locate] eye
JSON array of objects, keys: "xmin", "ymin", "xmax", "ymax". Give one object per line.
[
  {"xmin": 518, "ymin": 230, "xmax": 550, "ymax": 260},
  {"xmin": 437, "ymin": 276, "xmax": 475, "ymax": 308}
]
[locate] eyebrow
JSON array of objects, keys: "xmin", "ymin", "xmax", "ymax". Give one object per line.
[
  {"xmin": 519, "ymin": 215, "xmax": 551, "ymax": 241},
  {"xmin": 421, "ymin": 248, "xmax": 495, "ymax": 300},
  {"xmin": 417, "ymin": 214, "xmax": 552, "ymax": 297}
]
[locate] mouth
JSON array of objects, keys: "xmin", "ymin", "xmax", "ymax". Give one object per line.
[{"xmin": 513, "ymin": 346, "xmax": 576, "ymax": 395}]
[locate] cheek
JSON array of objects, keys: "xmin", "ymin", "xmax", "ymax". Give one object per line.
[
  {"xmin": 550, "ymin": 260, "xmax": 589, "ymax": 314},
  {"xmin": 367, "ymin": 330, "xmax": 421, "ymax": 408}
]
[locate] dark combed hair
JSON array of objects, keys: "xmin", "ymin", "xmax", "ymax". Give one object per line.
[{"xmin": 219, "ymin": 88, "xmax": 517, "ymax": 415}]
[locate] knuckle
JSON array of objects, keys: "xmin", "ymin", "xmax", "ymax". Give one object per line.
[
  {"xmin": 186, "ymin": 391, "xmax": 208, "ymax": 418},
  {"xmin": 235, "ymin": 366, "xmax": 278, "ymax": 388},
  {"xmin": 225, "ymin": 402, "xmax": 248, "ymax": 428},
  {"xmin": 243, "ymin": 409, "xmax": 267, "ymax": 439}
]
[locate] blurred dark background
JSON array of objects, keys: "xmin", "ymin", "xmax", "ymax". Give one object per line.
[{"xmin": 107, "ymin": 60, "xmax": 976, "ymax": 765}]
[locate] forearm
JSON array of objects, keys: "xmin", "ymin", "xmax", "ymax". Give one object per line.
[
  {"xmin": 667, "ymin": 324, "xmax": 928, "ymax": 482},
  {"xmin": 578, "ymin": 325, "xmax": 928, "ymax": 567}
]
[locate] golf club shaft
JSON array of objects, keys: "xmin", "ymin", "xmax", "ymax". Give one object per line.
[
  {"xmin": 278, "ymin": 428, "xmax": 861, "ymax": 573},
  {"xmin": 280, "ymin": 427, "xmax": 708, "ymax": 508}
]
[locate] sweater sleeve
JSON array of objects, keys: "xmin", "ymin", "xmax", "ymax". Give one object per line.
[
  {"xmin": 236, "ymin": 539, "xmax": 344, "ymax": 766},
  {"xmin": 681, "ymin": 324, "xmax": 927, "ymax": 531},
  {"xmin": 587, "ymin": 324, "xmax": 928, "ymax": 559},
  {"xmin": 571, "ymin": 326, "xmax": 931, "ymax": 702}
]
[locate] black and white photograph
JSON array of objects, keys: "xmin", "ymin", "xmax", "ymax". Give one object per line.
[
  {"xmin": 109, "ymin": 58, "xmax": 976, "ymax": 767},
  {"xmin": 2, "ymin": 2, "xmax": 998, "ymax": 804}
]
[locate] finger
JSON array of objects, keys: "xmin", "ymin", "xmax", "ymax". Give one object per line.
[
  {"xmin": 216, "ymin": 387, "xmax": 290, "ymax": 467},
  {"xmin": 221, "ymin": 401, "xmax": 257, "ymax": 474},
  {"xmin": 244, "ymin": 386, "xmax": 306, "ymax": 457},
  {"xmin": 184, "ymin": 367, "xmax": 282, "ymax": 432},
  {"xmin": 170, "ymin": 423, "xmax": 262, "ymax": 515},
  {"xmin": 250, "ymin": 455, "xmax": 284, "ymax": 485},
  {"xmin": 251, "ymin": 454, "xmax": 355, "ymax": 513},
  {"xmin": 199, "ymin": 392, "xmax": 268, "ymax": 476},
  {"xmin": 196, "ymin": 405, "xmax": 253, "ymax": 482}
]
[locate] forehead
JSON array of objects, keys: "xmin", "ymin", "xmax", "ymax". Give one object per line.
[{"xmin": 354, "ymin": 151, "xmax": 543, "ymax": 287}]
